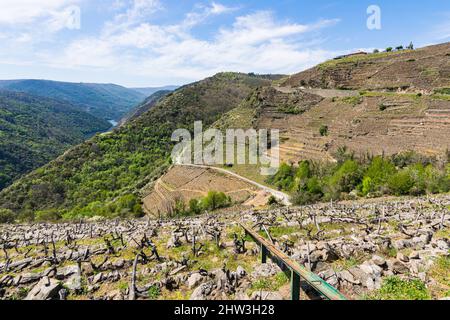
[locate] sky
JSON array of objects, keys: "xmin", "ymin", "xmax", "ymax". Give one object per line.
[{"xmin": 0, "ymin": 0, "xmax": 449, "ymax": 87}]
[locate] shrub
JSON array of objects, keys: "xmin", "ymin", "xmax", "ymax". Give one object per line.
[
  {"xmin": 386, "ymin": 47, "xmax": 393, "ymax": 52},
  {"xmin": 0, "ymin": 208, "xmax": 15, "ymax": 224},
  {"xmin": 319, "ymin": 125, "xmax": 329, "ymax": 136},
  {"xmin": 388, "ymin": 170, "xmax": 415, "ymax": 195},
  {"xmin": 35, "ymin": 209, "xmax": 62, "ymax": 222},
  {"xmin": 329, "ymin": 160, "xmax": 362, "ymax": 193},
  {"xmin": 363, "ymin": 156, "xmax": 396, "ymax": 188},
  {"xmin": 189, "ymin": 198, "xmax": 202, "ymax": 215},
  {"xmin": 267, "ymin": 195, "xmax": 279, "ymax": 206},
  {"xmin": 268, "ymin": 163, "xmax": 296, "ymax": 191},
  {"xmin": 201, "ymin": 191, "xmax": 231, "ymax": 211}
]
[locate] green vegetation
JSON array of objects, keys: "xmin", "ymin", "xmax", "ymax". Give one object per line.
[
  {"xmin": 340, "ymin": 96, "xmax": 363, "ymax": 106},
  {"xmin": 267, "ymin": 152, "xmax": 449, "ymax": 205},
  {"xmin": 0, "ymin": 208, "xmax": 14, "ymax": 224},
  {"xmin": 0, "ymin": 91, "xmax": 111, "ymax": 190},
  {"xmin": 319, "ymin": 125, "xmax": 329, "ymax": 136},
  {"xmin": 428, "ymin": 256, "xmax": 450, "ymax": 298},
  {"xmin": 0, "ymin": 73, "xmax": 271, "ymax": 221},
  {"xmin": 148, "ymin": 285, "xmax": 161, "ymax": 300},
  {"xmin": 434, "ymin": 87, "xmax": 450, "ymax": 95},
  {"xmin": 180, "ymin": 191, "xmax": 232, "ymax": 217},
  {"xmin": 0, "ymin": 80, "xmax": 146, "ymax": 120},
  {"xmin": 251, "ymin": 272, "xmax": 290, "ymax": 292},
  {"xmin": 367, "ymin": 276, "xmax": 430, "ymax": 300}
]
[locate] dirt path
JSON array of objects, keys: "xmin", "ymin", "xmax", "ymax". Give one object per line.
[{"xmin": 177, "ymin": 164, "xmax": 292, "ymax": 206}]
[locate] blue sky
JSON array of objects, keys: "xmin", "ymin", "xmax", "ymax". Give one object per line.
[{"xmin": 0, "ymin": 0, "xmax": 449, "ymax": 87}]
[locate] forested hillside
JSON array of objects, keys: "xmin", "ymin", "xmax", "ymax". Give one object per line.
[
  {"xmin": 0, "ymin": 91, "xmax": 111, "ymax": 190},
  {"xmin": 118, "ymin": 90, "xmax": 172, "ymax": 126},
  {"xmin": 0, "ymin": 73, "xmax": 274, "ymax": 221},
  {"xmin": 0, "ymin": 80, "xmax": 146, "ymax": 121}
]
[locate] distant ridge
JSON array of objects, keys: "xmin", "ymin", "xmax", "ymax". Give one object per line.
[
  {"xmin": 0, "ymin": 79, "xmax": 147, "ymax": 121},
  {"xmin": 130, "ymin": 86, "xmax": 180, "ymax": 97}
]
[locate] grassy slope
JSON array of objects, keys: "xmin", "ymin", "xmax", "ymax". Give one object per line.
[{"xmin": 0, "ymin": 90, "xmax": 111, "ymax": 190}]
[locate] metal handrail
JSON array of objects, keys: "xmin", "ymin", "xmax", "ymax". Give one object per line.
[{"xmin": 241, "ymin": 224, "xmax": 347, "ymax": 301}]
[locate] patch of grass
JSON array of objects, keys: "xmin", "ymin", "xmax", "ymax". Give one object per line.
[
  {"xmin": 434, "ymin": 88, "xmax": 450, "ymax": 95},
  {"xmin": 332, "ymin": 257, "xmax": 362, "ymax": 271},
  {"xmin": 381, "ymin": 247, "xmax": 398, "ymax": 258},
  {"xmin": 251, "ymin": 271, "xmax": 290, "ymax": 292},
  {"xmin": 117, "ymin": 280, "xmax": 129, "ymax": 292},
  {"xmin": 434, "ymin": 228, "xmax": 450, "ymax": 240},
  {"xmin": 367, "ymin": 276, "xmax": 430, "ymax": 300},
  {"xmin": 267, "ymin": 226, "xmax": 300, "ymax": 238},
  {"xmin": 428, "ymin": 256, "xmax": 450, "ymax": 299},
  {"xmin": 421, "ymin": 67, "xmax": 439, "ymax": 78},
  {"xmin": 432, "ymin": 94, "xmax": 450, "ymax": 101},
  {"xmin": 148, "ymin": 285, "xmax": 161, "ymax": 300},
  {"xmin": 340, "ymin": 96, "xmax": 363, "ymax": 106}
]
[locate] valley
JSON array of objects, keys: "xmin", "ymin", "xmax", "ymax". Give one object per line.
[{"xmin": 0, "ymin": 43, "xmax": 449, "ymax": 301}]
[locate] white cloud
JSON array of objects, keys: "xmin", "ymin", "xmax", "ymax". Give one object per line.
[
  {"xmin": 0, "ymin": 1, "xmax": 341, "ymax": 86},
  {"xmin": 0, "ymin": 0, "xmax": 79, "ymax": 25}
]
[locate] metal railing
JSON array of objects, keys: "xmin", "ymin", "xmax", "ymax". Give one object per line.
[{"xmin": 241, "ymin": 224, "xmax": 347, "ymax": 301}]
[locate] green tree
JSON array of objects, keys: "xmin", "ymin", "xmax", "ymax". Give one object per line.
[
  {"xmin": 189, "ymin": 199, "xmax": 202, "ymax": 215},
  {"xmin": 388, "ymin": 170, "xmax": 415, "ymax": 195},
  {"xmin": 0, "ymin": 209, "xmax": 15, "ymax": 224},
  {"xmin": 329, "ymin": 160, "xmax": 362, "ymax": 193}
]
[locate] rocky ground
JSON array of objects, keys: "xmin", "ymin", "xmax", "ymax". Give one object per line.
[{"xmin": 0, "ymin": 195, "xmax": 449, "ymax": 300}]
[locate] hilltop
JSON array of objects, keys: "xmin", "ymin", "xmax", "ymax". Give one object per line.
[{"xmin": 282, "ymin": 42, "xmax": 450, "ymax": 92}]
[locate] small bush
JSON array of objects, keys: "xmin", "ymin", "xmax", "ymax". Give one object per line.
[
  {"xmin": 189, "ymin": 198, "xmax": 202, "ymax": 215},
  {"xmin": 319, "ymin": 125, "xmax": 329, "ymax": 136},
  {"xmin": 267, "ymin": 195, "xmax": 279, "ymax": 206},
  {"xmin": 148, "ymin": 285, "xmax": 161, "ymax": 300}
]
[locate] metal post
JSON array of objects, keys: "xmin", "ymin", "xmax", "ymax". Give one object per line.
[
  {"xmin": 261, "ymin": 244, "xmax": 268, "ymax": 263},
  {"xmin": 291, "ymin": 270, "xmax": 301, "ymax": 300}
]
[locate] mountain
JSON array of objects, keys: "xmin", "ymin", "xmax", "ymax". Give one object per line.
[
  {"xmin": 0, "ymin": 90, "xmax": 111, "ymax": 190},
  {"xmin": 2, "ymin": 43, "xmax": 449, "ymax": 220},
  {"xmin": 143, "ymin": 43, "xmax": 450, "ymax": 216},
  {"xmin": 131, "ymin": 86, "xmax": 180, "ymax": 96},
  {"xmin": 0, "ymin": 80, "xmax": 147, "ymax": 121},
  {"xmin": 257, "ymin": 42, "xmax": 450, "ymax": 164},
  {"xmin": 0, "ymin": 73, "xmax": 274, "ymax": 220}
]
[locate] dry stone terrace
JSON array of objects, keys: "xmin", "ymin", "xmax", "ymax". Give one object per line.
[{"xmin": 0, "ymin": 195, "xmax": 449, "ymax": 300}]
